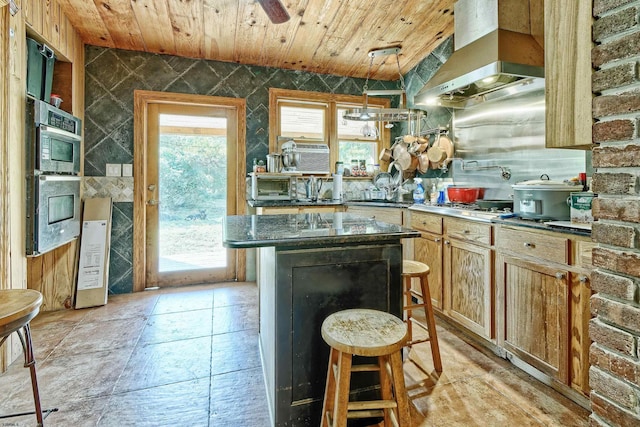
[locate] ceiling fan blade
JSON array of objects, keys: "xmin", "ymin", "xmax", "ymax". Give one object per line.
[{"xmin": 256, "ymin": 0, "xmax": 290, "ymax": 24}]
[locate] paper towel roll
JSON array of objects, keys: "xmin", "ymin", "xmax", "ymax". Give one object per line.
[{"xmin": 332, "ymin": 174, "xmax": 343, "ymax": 200}]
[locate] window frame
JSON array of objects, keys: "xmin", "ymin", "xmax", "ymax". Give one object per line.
[{"xmin": 269, "ymin": 88, "xmax": 391, "ymax": 175}]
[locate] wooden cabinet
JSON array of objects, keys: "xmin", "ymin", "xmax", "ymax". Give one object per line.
[
  {"xmin": 496, "ymin": 225, "xmax": 592, "ymax": 397},
  {"xmin": 497, "ymin": 255, "xmax": 569, "ymax": 383},
  {"xmin": 413, "ymin": 229, "xmax": 444, "ymax": 310},
  {"xmin": 409, "ymin": 211, "xmax": 494, "ymax": 340},
  {"xmin": 408, "ymin": 211, "xmax": 444, "ymax": 310},
  {"xmin": 443, "ymin": 218, "xmax": 494, "ymax": 340},
  {"xmin": 544, "ymin": 0, "xmax": 592, "ymax": 149}
]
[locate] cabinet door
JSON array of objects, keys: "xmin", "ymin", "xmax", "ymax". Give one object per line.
[
  {"xmin": 498, "ymin": 255, "xmax": 569, "ymax": 384},
  {"xmin": 569, "ymin": 271, "xmax": 591, "ymax": 395},
  {"xmin": 444, "ymin": 239, "xmax": 493, "ymax": 339},
  {"xmin": 413, "ymin": 232, "xmax": 443, "ymax": 310},
  {"xmin": 544, "ymin": 0, "xmax": 592, "ymax": 149}
]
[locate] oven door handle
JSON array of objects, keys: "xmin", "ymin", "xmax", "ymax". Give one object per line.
[{"xmin": 39, "ymin": 124, "xmax": 82, "ymax": 141}]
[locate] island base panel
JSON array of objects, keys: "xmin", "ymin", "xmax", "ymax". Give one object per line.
[{"xmin": 260, "ymin": 243, "xmax": 403, "ymax": 426}]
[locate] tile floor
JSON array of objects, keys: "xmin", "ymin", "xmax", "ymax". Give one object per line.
[{"xmin": 0, "ymin": 282, "xmax": 590, "ymax": 426}]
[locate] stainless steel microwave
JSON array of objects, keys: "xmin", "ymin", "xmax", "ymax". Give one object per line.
[
  {"xmin": 25, "ymin": 97, "xmax": 82, "ymax": 174},
  {"xmin": 26, "ymin": 174, "xmax": 81, "ymax": 256}
]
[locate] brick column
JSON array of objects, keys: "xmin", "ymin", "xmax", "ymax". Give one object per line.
[{"xmin": 590, "ymin": 1, "xmax": 640, "ymax": 426}]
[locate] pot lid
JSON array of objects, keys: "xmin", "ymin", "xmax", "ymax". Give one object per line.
[{"xmin": 512, "ymin": 179, "xmax": 580, "ymax": 190}]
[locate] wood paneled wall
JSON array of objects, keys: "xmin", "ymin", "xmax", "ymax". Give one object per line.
[{"xmin": 0, "ymin": 0, "xmax": 84, "ymax": 371}]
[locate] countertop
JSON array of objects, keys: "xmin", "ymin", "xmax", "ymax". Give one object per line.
[
  {"xmin": 247, "ymin": 199, "xmax": 413, "ymax": 208},
  {"xmin": 222, "ymin": 213, "xmax": 420, "ymax": 249}
]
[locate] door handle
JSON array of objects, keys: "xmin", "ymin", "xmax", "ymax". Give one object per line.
[{"xmin": 147, "ymin": 199, "xmax": 159, "ymax": 206}]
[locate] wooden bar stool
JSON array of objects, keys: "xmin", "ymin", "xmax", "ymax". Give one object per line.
[
  {"xmin": 0, "ymin": 289, "xmax": 55, "ymax": 426},
  {"xmin": 321, "ymin": 309, "xmax": 410, "ymax": 427},
  {"xmin": 402, "ymin": 260, "xmax": 442, "ymax": 372}
]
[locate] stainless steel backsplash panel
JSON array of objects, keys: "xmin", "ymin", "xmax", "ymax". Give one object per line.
[{"xmin": 450, "ymin": 89, "xmax": 587, "ymax": 201}]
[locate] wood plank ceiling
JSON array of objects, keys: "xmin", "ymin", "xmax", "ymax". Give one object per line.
[{"xmin": 56, "ymin": 0, "xmax": 456, "ymax": 81}]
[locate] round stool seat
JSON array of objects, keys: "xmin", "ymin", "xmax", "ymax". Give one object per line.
[
  {"xmin": 0, "ymin": 290, "xmax": 43, "ymax": 336},
  {"xmin": 321, "ymin": 309, "xmax": 408, "ymax": 357},
  {"xmin": 402, "ymin": 260, "xmax": 430, "ymax": 277}
]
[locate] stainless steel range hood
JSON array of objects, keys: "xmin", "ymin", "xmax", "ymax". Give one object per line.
[{"xmin": 414, "ymin": 0, "xmax": 544, "ymax": 109}]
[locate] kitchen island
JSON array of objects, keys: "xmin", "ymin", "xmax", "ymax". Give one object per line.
[{"xmin": 223, "ymin": 213, "xmax": 419, "ymax": 426}]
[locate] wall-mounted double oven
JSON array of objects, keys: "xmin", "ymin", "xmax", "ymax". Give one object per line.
[{"xmin": 25, "ymin": 97, "xmax": 82, "ymax": 256}]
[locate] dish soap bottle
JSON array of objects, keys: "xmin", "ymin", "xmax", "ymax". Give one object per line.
[
  {"xmin": 430, "ymin": 183, "xmax": 438, "ymax": 204},
  {"xmin": 413, "ymin": 178, "xmax": 425, "ymax": 204}
]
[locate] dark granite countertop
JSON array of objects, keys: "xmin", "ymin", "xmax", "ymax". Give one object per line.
[
  {"xmin": 491, "ymin": 217, "xmax": 592, "ymax": 237},
  {"xmin": 247, "ymin": 199, "xmax": 343, "ymax": 208},
  {"xmin": 247, "ymin": 199, "xmax": 414, "ymax": 208},
  {"xmin": 223, "ymin": 213, "xmax": 420, "ymax": 249}
]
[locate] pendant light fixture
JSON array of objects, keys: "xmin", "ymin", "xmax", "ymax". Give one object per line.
[{"xmin": 343, "ymin": 47, "xmax": 424, "ymax": 123}]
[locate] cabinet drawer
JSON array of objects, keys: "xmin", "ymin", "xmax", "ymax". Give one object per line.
[
  {"xmin": 444, "ymin": 218, "xmax": 492, "ymax": 246},
  {"xmin": 410, "ymin": 211, "xmax": 442, "ymax": 234},
  {"xmin": 497, "ymin": 227, "xmax": 569, "ymax": 264}
]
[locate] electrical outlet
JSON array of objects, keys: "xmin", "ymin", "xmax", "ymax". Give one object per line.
[
  {"xmin": 106, "ymin": 163, "xmax": 122, "ymax": 177},
  {"xmin": 122, "ymin": 164, "xmax": 133, "ymax": 177}
]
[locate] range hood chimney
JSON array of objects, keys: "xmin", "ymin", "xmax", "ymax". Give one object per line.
[{"xmin": 414, "ymin": 0, "xmax": 544, "ymax": 109}]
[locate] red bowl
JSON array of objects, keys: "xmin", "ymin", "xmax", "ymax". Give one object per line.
[{"xmin": 447, "ymin": 186, "xmax": 482, "ymax": 204}]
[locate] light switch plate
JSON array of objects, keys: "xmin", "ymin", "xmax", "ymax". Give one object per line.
[
  {"xmin": 106, "ymin": 163, "xmax": 122, "ymax": 177},
  {"xmin": 122, "ymin": 164, "xmax": 133, "ymax": 177}
]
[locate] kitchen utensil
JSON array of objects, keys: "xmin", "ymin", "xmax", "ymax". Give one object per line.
[
  {"xmin": 266, "ymin": 153, "xmax": 282, "ymax": 173},
  {"xmin": 373, "ymin": 171, "xmax": 392, "ymax": 187},
  {"xmin": 395, "ymin": 150, "xmax": 412, "ymax": 171},
  {"xmin": 304, "ymin": 176, "xmax": 323, "ymax": 201},
  {"xmin": 418, "ymin": 152, "xmax": 430, "ymax": 173},
  {"xmin": 512, "ymin": 175, "xmax": 581, "ymax": 220},
  {"xmin": 392, "ymin": 141, "xmax": 408, "ymax": 159},
  {"xmin": 379, "ymin": 147, "xmax": 392, "ymax": 162},
  {"xmin": 476, "ymin": 199, "xmax": 514, "ymax": 211},
  {"xmin": 446, "ymin": 186, "xmax": 482, "ymax": 203},
  {"xmin": 427, "ymin": 134, "xmax": 447, "ymax": 163},
  {"xmin": 402, "ymin": 134, "xmax": 417, "ymax": 143}
]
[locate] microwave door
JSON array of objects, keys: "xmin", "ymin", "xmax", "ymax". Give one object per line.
[{"xmin": 36, "ymin": 125, "xmax": 82, "ymax": 174}]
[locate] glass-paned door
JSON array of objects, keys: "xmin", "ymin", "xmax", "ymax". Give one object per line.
[{"xmin": 145, "ymin": 103, "xmax": 236, "ymax": 287}]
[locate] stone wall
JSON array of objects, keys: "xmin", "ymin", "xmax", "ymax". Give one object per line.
[{"xmin": 590, "ymin": 0, "xmax": 640, "ymax": 425}]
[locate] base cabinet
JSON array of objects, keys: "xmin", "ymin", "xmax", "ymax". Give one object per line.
[
  {"xmin": 496, "ymin": 225, "xmax": 593, "ymax": 399},
  {"xmin": 497, "ymin": 255, "xmax": 569, "ymax": 383},
  {"xmin": 413, "ymin": 232, "xmax": 443, "ymax": 310},
  {"xmin": 445, "ymin": 238, "xmax": 494, "ymax": 340}
]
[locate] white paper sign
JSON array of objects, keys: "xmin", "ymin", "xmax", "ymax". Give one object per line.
[{"xmin": 77, "ymin": 220, "xmax": 108, "ymax": 291}]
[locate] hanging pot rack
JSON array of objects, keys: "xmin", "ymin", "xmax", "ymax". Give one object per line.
[{"xmin": 343, "ymin": 47, "xmax": 426, "ymax": 122}]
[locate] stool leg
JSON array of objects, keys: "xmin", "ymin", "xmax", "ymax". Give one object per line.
[
  {"xmin": 378, "ymin": 355, "xmax": 393, "ymax": 426},
  {"xmin": 403, "ymin": 275, "xmax": 414, "ymax": 348},
  {"xmin": 17, "ymin": 324, "xmax": 44, "ymax": 426},
  {"xmin": 333, "ymin": 351, "xmax": 352, "ymax": 427},
  {"xmin": 419, "ymin": 273, "xmax": 442, "ymax": 373},
  {"xmin": 389, "ymin": 351, "xmax": 411, "ymax": 426},
  {"xmin": 321, "ymin": 348, "xmax": 339, "ymax": 427}
]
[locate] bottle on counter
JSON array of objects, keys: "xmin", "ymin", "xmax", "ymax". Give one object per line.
[
  {"xmin": 413, "ymin": 178, "xmax": 425, "ymax": 204},
  {"xmin": 430, "ymin": 183, "xmax": 438, "ymax": 204}
]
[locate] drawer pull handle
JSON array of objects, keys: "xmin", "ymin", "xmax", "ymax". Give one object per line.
[
  {"xmin": 463, "ymin": 230, "xmax": 470, "ymax": 234},
  {"xmin": 434, "ymin": 238, "xmax": 441, "ymax": 243},
  {"xmin": 555, "ymin": 272, "xmax": 565, "ymax": 280},
  {"xmin": 444, "ymin": 240, "xmax": 450, "ymax": 245},
  {"xmin": 579, "ymin": 275, "xmax": 588, "ymax": 283},
  {"xmin": 523, "ymin": 242, "xmax": 535, "ymax": 248}
]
